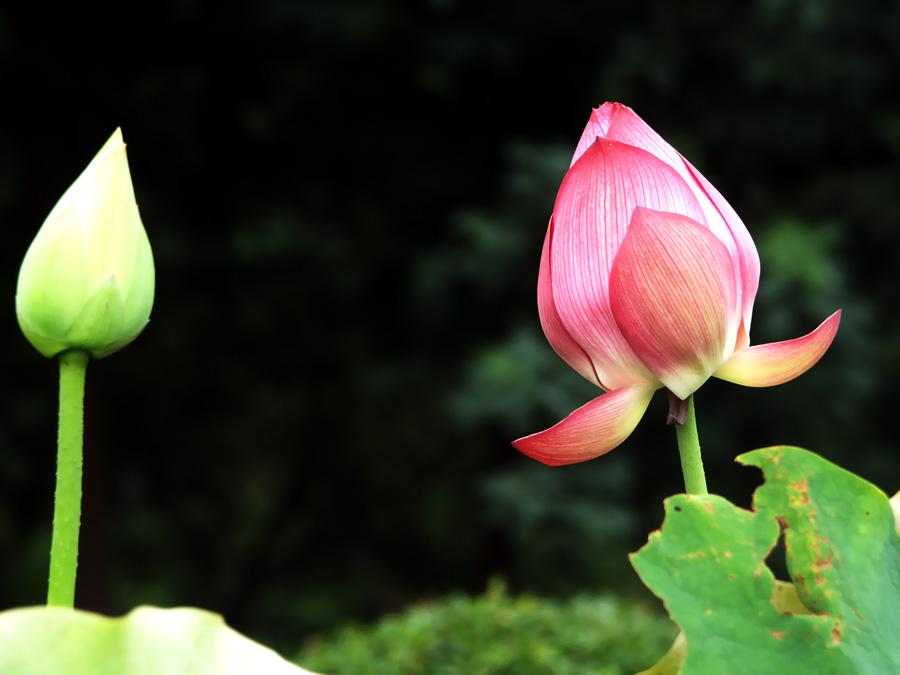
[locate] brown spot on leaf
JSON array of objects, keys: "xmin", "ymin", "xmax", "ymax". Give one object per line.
[
  {"xmin": 771, "ymin": 630, "xmax": 788, "ymax": 640},
  {"xmin": 679, "ymin": 551, "xmax": 706, "ymax": 560},
  {"xmin": 791, "ymin": 479, "xmax": 810, "ymax": 504},
  {"xmin": 724, "ymin": 550, "xmax": 732, "ymax": 558}
]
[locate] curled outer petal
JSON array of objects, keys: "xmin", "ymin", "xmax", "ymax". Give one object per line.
[
  {"xmin": 609, "ymin": 207, "xmax": 738, "ymax": 400},
  {"xmin": 512, "ymin": 383, "xmax": 656, "ymax": 466},
  {"xmin": 713, "ymin": 310, "xmax": 842, "ymax": 387}
]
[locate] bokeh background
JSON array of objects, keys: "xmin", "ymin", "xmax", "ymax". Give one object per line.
[{"xmin": 0, "ymin": 0, "xmax": 895, "ymax": 657}]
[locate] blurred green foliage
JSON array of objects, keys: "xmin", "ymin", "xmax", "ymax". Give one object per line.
[
  {"xmin": 0, "ymin": 0, "xmax": 897, "ymax": 658},
  {"xmin": 296, "ymin": 580, "xmax": 676, "ymax": 674}
]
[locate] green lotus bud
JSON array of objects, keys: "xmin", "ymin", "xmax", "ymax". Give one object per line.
[{"xmin": 16, "ymin": 129, "xmax": 155, "ymax": 358}]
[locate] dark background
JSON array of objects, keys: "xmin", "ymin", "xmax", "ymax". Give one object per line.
[{"xmin": 0, "ymin": 0, "xmax": 895, "ymax": 655}]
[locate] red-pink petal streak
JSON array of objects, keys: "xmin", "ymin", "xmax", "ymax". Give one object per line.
[
  {"xmin": 713, "ymin": 310, "xmax": 842, "ymax": 387},
  {"xmin": 538, "ymin": 219, "xmax": 603, "ymax": 388},
  {"xmin": 512, "ymin": 383, "xmax": 656, "ymax": 466},
  {"xmin": 551, "ymin": 140, "xmax": 705, "ymax": 390},
  {"xmin": 609, "ymin": 207, "xmax": 738, "ymax": 400}
]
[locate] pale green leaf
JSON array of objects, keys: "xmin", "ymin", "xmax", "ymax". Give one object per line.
[{"xmin": 0, "ymin": 605, "xmax": 325, "ymax": 675}]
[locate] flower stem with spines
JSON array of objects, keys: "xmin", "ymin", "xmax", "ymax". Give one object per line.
[{"xmin": 47, "ymin": 348, "xmax": 90, "ymax": 607}]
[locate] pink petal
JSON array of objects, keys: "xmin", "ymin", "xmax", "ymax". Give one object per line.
[
  {"xmin": 571, "ymin": 103, "xmax": 619, "ymax": 166},
  {"xmin": 713, "ymin": 310, "xmax": 841, "ymax": 387},
  {"xmin": 604, "ymin": 106, "xmax": 688, "ymax": 172},
  {"xmin": 537, "ymin": 219, "xmax": 603, "ymax": 388},
  {"xmin": 681, "ymin": 156, "xmax": 761, "ymax": 338},
  {"xmin": 602, "ymin": 110, "xmax": 758, "ymax": 328},
  {"xmin": 609, "ymin": 207, "xmax": 739, "ymax": 400},
  {"xmin": 571, "ymin": 103, "xmax": 685, "ymax": 171},
  {"xmin": 512, "ymin": 383, "xmax": 656, "ymax": 466},
  {"xmin": 571, "ymin": 104, "xmax": 760, "ymax": 337},
  {"xmin": 550, "ymin": 139, "xmax": 706, "ymax": 390}
]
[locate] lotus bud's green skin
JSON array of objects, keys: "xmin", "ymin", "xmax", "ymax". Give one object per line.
[{"xmin": 16, "ymin": 128, "xmax": 155, "ymax": 358}]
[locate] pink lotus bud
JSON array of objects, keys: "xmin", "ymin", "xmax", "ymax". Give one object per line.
[{"xmin": 514, "ymin": 103, "xmax": 841, "ymax": 466}]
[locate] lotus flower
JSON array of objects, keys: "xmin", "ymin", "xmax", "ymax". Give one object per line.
[
  {"xmin": 16, "ymin": 128, "xmax": 155, "ymax": 359},
  {"xmin": 513, "ymin": 103, "xmax": 841, "ymax": 466}
]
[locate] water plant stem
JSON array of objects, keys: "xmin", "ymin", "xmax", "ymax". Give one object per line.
[
  {"xmin": 47, "ymin": 348, "xmax": 90, "ymax": 607},
  {"xmin": 675, "ymin": 395, "xmax": 708, "ymax": 495}
]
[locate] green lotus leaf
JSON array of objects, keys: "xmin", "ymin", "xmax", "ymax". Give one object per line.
[{"xmin": 631, "ymin": 446, "xmax": 900, "ymax": 674}]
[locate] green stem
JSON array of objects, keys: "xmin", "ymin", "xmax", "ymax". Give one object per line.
[
  {"xmin": 47, "ymin": 349, "xmax": 90, "ymax": 607},
  {"xmin": 675, "ymin": 395, "xmax": 708, "ymax": 495}
]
